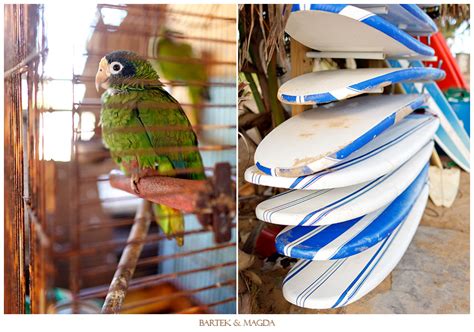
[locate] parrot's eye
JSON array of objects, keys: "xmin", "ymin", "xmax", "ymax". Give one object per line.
[{"xmin": 109, "ymin": 61, "xmax": 124, "ymax": 74}]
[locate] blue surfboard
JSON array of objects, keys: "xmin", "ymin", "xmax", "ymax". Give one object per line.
[
  {"xmin": 282, "ymin": 182, "xmax": 428, "ymax": 309},
  {"xmin": 355, "ymin": 4, "xmax": 437, "ymax": 36},
  {"xmin": 387, "ymin": 59, "xmax": 470, "ymax": 172},
  {"xmin": 275, "ymin": 164, "xmax": 428, "ymax": 261}
]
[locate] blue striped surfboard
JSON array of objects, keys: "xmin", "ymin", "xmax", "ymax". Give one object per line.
[
  {"xmin": 255, "ymin": 141, "xmax": 432, "ymax": 226},
  {"xmin": 282, "ymin": 183, "xmax": 428, "ymax": 309},
  {"xmin": 287, "ymin": 4, "xmax": 435, "ymax": 58},
  {"xmin": 355, "ymin": 4, "xmax": 437, "ymax": 36},
  {"xmin": 255, "ymin": 94, "xmax": 427, "ymax": 178},
  {"xmin": 278, "ymin": 68, "xmax": 444, "ymax": 105},
  {"xmin": 387, "ymin": 59, "xmax": 470, "ymax": 172},
  {"xmin": 245, "ymin": 113, "xmax": 438, "ymax": 190},
  {"xmin": 275, "ymin": 164, "xmax": 428, "ymax": 260}
]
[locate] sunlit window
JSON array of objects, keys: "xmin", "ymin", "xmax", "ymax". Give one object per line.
[
  {"xmin": 38, "ymin": 3, "xmax": 97, "ymax": 162},
  {"xmin": 100, "ymin": 7, "xmax": 128, "ymax": 26},
  {"xmin": 79, "ymin": 112, "xmax": 96, "ymax": 141},
  {"xmin": 39, "ymin": 111, "xmax": 76, "ymax": 162}
]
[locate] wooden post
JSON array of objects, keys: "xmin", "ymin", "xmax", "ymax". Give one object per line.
[{"xmin": 290, "ymin": 37, "xmax": 314, "ymax": 116}]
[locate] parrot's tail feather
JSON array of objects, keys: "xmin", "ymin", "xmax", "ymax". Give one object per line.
[{"xmin": 152, "ymin": 203, "xmax": 184, "ymax": 246}]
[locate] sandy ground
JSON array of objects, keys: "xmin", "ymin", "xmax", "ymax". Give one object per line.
[{"xmin": 238, "ymin": 170, "xmax": 470, "ymax": 314}]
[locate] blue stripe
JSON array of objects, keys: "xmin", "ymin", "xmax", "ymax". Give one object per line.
[
  {"xmin": 301, "ymin": 260, "xmax": 346, "ymax": 307},
  {"xmin": 400, "ymin": 4, "xmax": 437, "ymax": 33},
  {"xmin": 276, "ymin": 217, "xmax": 361, "ymax": 259},
  {"xmin": 289, "ymin": 175, "xmax": 307, "ymax": 189},
  {"xmin": 291, "ymin": 4, "xmax": 348, "ymax": 13},
  {"xmin": 310, "ymin": 4, "xmax": 346, "ymax": 13},
  {"xmin": 281, "ymin": 94, "xmax": 297, "ymax": 103},
  {"xmin": 302, "ymin": 177, "xmax": 383, "ymax": 225},
  {"xmin": 303, "ymin": 92, "xmax": 337, "ymax": 104},
  {"xmin": 332, "ymin": 164, "xmax": 427, "ymax": 259},
  {"xmin": 256, "ymin": 161, "xmax": 272, "ymax": 175},
  {"xmin": 296, "ymin": 259, "xmax": 346, "ymax": 306},
  {"xmin": 263, "ymin": 189, "xmax": 330, "ymax": 222},
  {"xmin": 331, "ymin": 233, "xmax": 393, "ymax": 308},
  {"xmin": 283, "ymin": 259, "xmax": 312, "ymax": 285},
  {"xmin": 296, "ymin": 260, "xmax": 340, "ymax": 305},
  {"xmin": 299, "ymin": 173, "xmax": 388, "ymax": 226},
  {"xmin": 305, "ymin": 155, "xmax": 423, "ymax": 226},
  {"xmin": 349, "ymin": 68, "xmax": 444, "ymax": 92},
  {"xmin": 360, "ymin": 15, "xmax": 434, "ymax": 56},
  {"xmin": 334, "ymin": 114, "xmax": 396, "ymax": 160},
  {"xmin": 337, "ymin": 210, "xmax": 408, "ymax": 307}
]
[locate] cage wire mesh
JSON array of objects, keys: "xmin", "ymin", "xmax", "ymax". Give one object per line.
[{"xmin": 4, "ymin": 3, "xmax": 237, "ymax": 314}]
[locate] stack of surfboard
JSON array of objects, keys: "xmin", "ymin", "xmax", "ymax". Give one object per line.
[{"xmin": 245, "ymin": 4, "xmax": 448, "ymax": 309}]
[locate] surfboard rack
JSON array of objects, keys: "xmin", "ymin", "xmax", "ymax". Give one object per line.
[
  {"xmin": 386, "ymin": 55, "xmax": 437, "ymax": 61},
  {"xmin": 306, "ymin": 51, "xmax": 386, "ymax": 60},
  {"xmin": 306, "ymin": 51, "xmax": 437, "ymax": 61},
  {"xmin": 357, "ymin": 5, "xmax": 388, "ymax": 15}
]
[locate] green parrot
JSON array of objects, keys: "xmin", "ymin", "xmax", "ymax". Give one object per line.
[
  {"xmin": 95, "ymin": 50, "xmax": 205, "ymax": 246},
  {"xmin": 152, "ymin": 31, "xmax": 210, "ymax": 128}
]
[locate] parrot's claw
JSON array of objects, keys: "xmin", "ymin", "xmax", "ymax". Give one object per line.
[{"xmin": 130, "ymin": 174, "xmax": 141, "ymax": 195}]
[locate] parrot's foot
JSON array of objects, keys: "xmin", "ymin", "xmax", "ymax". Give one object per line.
[{"xmin": 130, "ymin": 174, "xmax": 141, "ymax": 195}]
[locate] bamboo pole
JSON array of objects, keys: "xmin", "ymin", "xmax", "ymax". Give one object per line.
[{"xmin": 290, "ymin": 37, "xmax": 314, "ymax": 116}]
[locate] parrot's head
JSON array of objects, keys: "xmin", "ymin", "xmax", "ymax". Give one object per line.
[{"xmin": 95, "ymin": 50, "xmax": 160, "ymax": 91}]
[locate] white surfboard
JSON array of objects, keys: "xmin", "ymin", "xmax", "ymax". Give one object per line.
[
  {"xmin": 246, "ymin": 113, "xmax": 439, "ymax": 190},
  {"xmin": 275, "ymin": 164, "xmax": 427, "ymax": 260},
  {"xmin": 287, "ymin": 4, "xmax": 435, "ymax": 59},
  {"xmin": 282, "ymin": 184, "xmax": 428, "ymax": 309},
  {"xmin": 255, "ymin": 143, "xmax": 431, "ymax": 226},
  {"xmin": 278, "ymin": 68, "xmax": 445, "ymax": 105},
  {"xmin": 255, "ymin": 94, "xmax": 426, "ymax": 178}
]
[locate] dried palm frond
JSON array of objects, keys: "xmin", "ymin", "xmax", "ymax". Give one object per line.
[
  {"xmin": 436, "ymin": 4, "xmax": 470, "ymax": 39},
  {"xmin": 239, "ymin": 4, "xmax": 290, "ymax": 128},
  {"xmin": 239, "ymin": 4, "xmax": 290, "ymax": 72},
  {"xmin": 238, "ymin": 80, "xmax": 250, "ymax": 111}
]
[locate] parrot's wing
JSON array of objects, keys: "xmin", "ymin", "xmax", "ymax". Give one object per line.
[{"xmin": 135, "ymin": 88, "xmax": 205, "ymax": 180}]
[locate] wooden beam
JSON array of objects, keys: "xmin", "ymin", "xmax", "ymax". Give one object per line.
[{"xmin": 290, "ymin": 37, "xmax": 314, "ymax": 116}]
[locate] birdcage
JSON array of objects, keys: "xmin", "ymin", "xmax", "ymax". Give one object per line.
[{"xmin": 4, "ymin": 3, "xmax": 237, "ymax": 314}]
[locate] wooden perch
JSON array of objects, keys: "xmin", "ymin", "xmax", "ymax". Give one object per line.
[
  {"xmin": 109, "ymin": 162, "xmax": 235, "ymax": 243},
  {"xmin": 109, "ymin": 170, "xmax": 211, "ymax": 213},
  {"xmin": 101, "ymin": 164, "xmax": 235, "ymax": 314}
]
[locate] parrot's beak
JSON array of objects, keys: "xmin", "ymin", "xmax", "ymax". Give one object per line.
[{"xmin": 95, "ymin": 57, "xmax": 110, "ymax": 92}]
